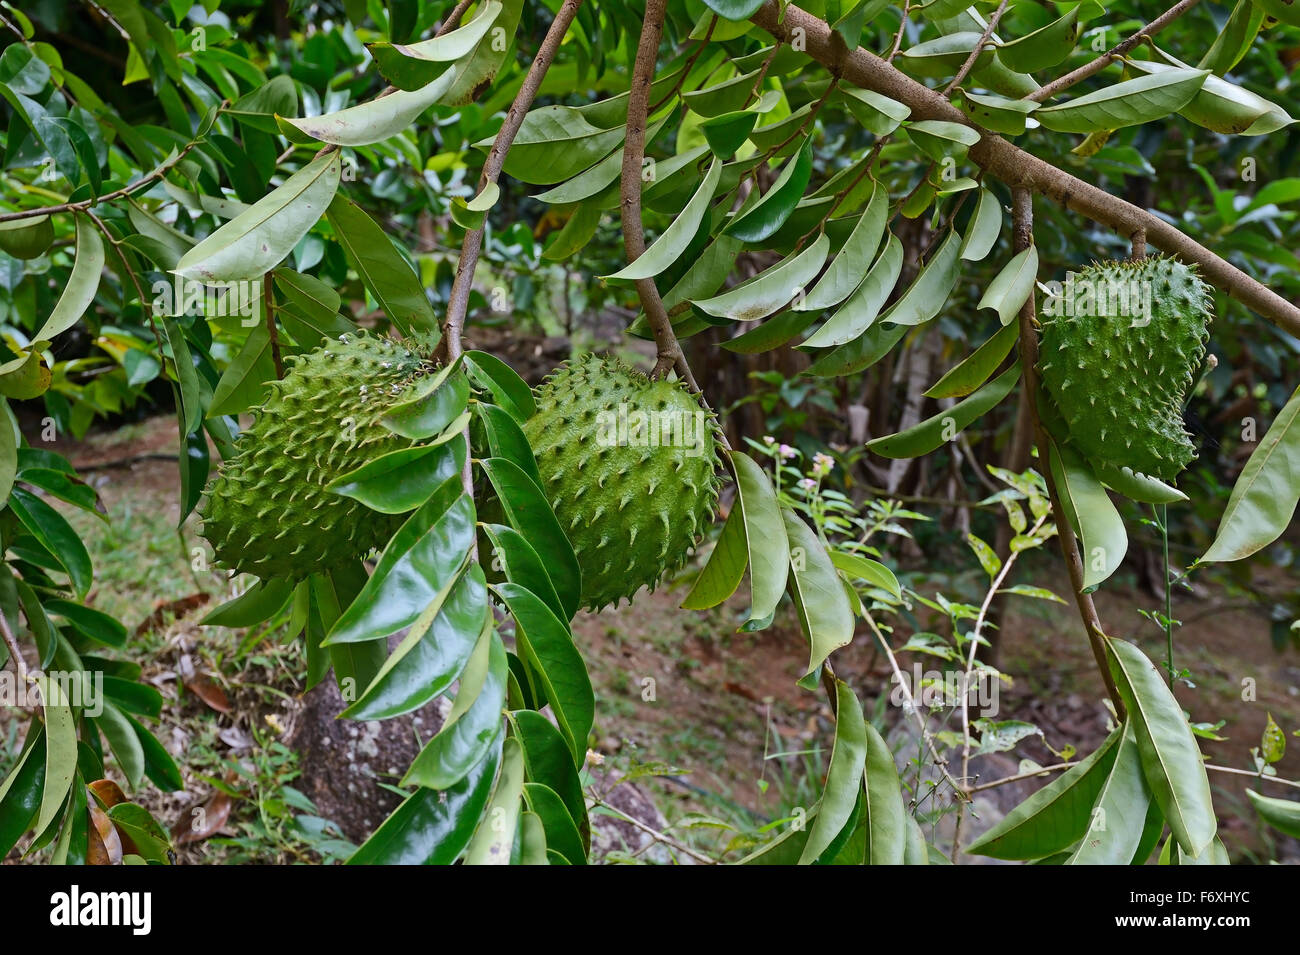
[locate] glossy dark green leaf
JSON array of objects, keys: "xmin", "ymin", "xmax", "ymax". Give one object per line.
[
  {"xmin": 101, "ymin": 677, "xmax": 163, "ymax": 719},
  {"xmin": 328, "ymin": 433, "xmax": 467, "ymax": 514},
  {"xmin": 44, "ymin": 599, "xmax": 127, "ymax": 648},
  {"xmin": 512, "ymin": 709, "xmax": 589, "ymax": 850},
  {"xmin": 800, "ymin": 681, "xmax": 868, "ymax": 863},
  {"xmin": 347, "ymin": 731, "xmax": 502, "ymax": 865},
  {"xmin": 9, "ymin": 486, "xmax": 92, "ymax": 598},
  {"xmin": 464, "ymin": 351, "xmax": 535, "ymax": 422},
  {"xmin": 725, "ymin": 137, "xmax": 814, "ymax": 243},
  {"xmin": 474, "ymin": 403, "xmax": 542, "ymax": 487},
  {"xmin": 738, "ymin": 816, "xmax": 815, "ymax": 864},
  {"xmin": 482, "ymin": 524, "xmax": 564, "ymax": 621},
  {"xmin": 201, "ymin": 577, "xmax": 294, "ymax": 628},
  {"xmin": 966, "ymin": 725, "xmax": 1122, "ymax": 859},
  {"xmin": 404, "ymin": 626, "xmax": 507, "ymax": 790},
  {"xmin": 701, "ymin": 0, "xmax": 766, "ymax": 19},
  {"xmin": 1106, "ymin": 637, "xmax": 1217, "ymax": 857},
  {"xmin": 523, "ymin": 782, "xmax": 585, "ymax": 864},
  {"xmin": 94, "ymin": 702, "xmax": 145, "ymax": 791},
  {"xmin": 924, "ymin": 322, "xmax": 1018, "ymax": 399},
  {"xmin": 494, "ymin": 583, "xmax": 593, "ymax": 764},
  {"xmin": 342, "ymin": 565, "xmax": 487, "ymax": 720},
  {"xmin": 325, "ymin": 478, "xmax": 473, "ymax": 645},
  {"xmin": 1036, "ymin": 69, "xmax": 1210, "ymax": 133},
  {"xmin": 121, "ymin": 711, "xmax": 182, "ymax": 792},
  {"xmin": 700, "ymin": 110, "xmax": 759, "ymax": 159},
  {"xmin": 480, "ymin": 457, "xmax": 580, "ymax": 619},
  {"xmin": 0, "ymin": 727, "xmax": 45, "ymax": 857},
  {"xmin": 381, "ymin": 365, "xmax": 470, "ymax": 440}
]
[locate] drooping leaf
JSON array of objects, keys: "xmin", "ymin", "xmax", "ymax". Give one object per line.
[
  {"xmin": 783, "ymin": 509, "xmax": 855, "ymax": 687},
  {"xmin": 799, "ymin": 681, "xmax": 868, "ymax": 863},
  {"xmin": 866, "ymin": 363, "xmax": 1020, "ymax": 459},
  {"xmin": 725, "ymin": 137, "xmax": 814, "ymax": 243},
  {"xmin": 1035, "ymin": 69, "xmax": 1210, "ymax": 133},
  {"xmin": 287, "ymin": 71, "xmax": 457, "ymax": 146},
  {"xmin": 604, "ymin": 158, "xmax": 722, "ymax": 283},
  {"xmin": 176, "ymin": 150, "xmax": 341, "ymax": 282},
  {"xmin": 730, "ymin": 451, "xmax": 789, "ymax": 623},
  {"xmin": 326, "ymin": 194, "xmax": 437, "ymax": 334},
  {"xmin": 1048, "ymin": 442, "xmax": 1126, "ymax": 590},
  {"xmin": 1066, "ymin": 724, "xmax": 1152, "ymax": 865},
  {"xmin": 1106, "ymin": 637, "xmax": 1217, "ymax": 858},
  {"xmin": 966, "ymin": 725, "xmax": 1122, "ymax": 859},
  {"xmin": 801, "ymin": 234, "xmax": 903, "ymax": 347},
  {"xmin": 36, "ymin": 215, "xmax": 103, "ymax": 341},
  {"xmin": 1199, "ymin": 385, "xmax": 1300, "ymax": 563},
  {"xmin": 977, "ymin": 245, "xmax": 1038, "ymax": 326}
]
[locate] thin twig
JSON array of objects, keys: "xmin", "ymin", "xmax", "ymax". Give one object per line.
[
  {"xmin": 438, "ymin": 0, "xmax": 475, "ymax": 35},
  {"xmin": 747, "ymin": 1, "xmax": 1300, "ymax": 339},
  {"xmin": 620, "ymin": 0, "xmax": 682, "ymax": 381},
  {"xmin": 953, "ymin": 511, "xmax": 1048, "ymax": 861},
  {"xmin": 942, "ymin": 0, "xmax": 1008, "ymax": 96},
  {"xmin": 263, "ymin": 273, "xmax": 283, "ymax": 379},
  {"xmin": 589, "ymin": 796, "xmax": 718, "ymax": 864},
  {"xmin": 1205, "ymin": 764, "xmax": 1300, "ymax": 791},
  {"xmin": 0, "ymin": 128, "xmax": 214, "ymax": 224},
  {"xmin": 1028, "ymin": 0, "xmax": 1202, "ymax": 103},
  {"xmin": 1010, "ymin": 187, "xmax": 1125, "ymax": 716},
  {"xmin": 968, "ymin": 760, "xmax": 1079, "ymax": 793},
  {"xmin": 0, "ymin": 611, "xmax": 28, "ymax": 686}
]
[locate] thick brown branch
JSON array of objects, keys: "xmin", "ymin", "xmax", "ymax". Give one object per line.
[
  {"xmin": 1011, "ymin": 187, "xmax": 1125, "ymax": 716},
  {"xmin": 620, "ymin": 0, "xmax": 682, "ymax": 380},
  {"xmin": 748, "ymin": 1, "xmax": 1300, "ymax": 340}
]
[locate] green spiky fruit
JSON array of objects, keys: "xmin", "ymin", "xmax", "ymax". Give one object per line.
[
  {"xmin": 1038, "ymin": 256, "xmax": 1211, "ymax": 481},
  {"xmin": 201, "ymin": 331, "xmax": 433, "ymax": 579},
  {"xmin": 523, "ymin": 354, "xmax": 723, "ymax": 610}
]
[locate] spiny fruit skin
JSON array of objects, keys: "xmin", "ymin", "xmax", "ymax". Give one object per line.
[
  {"xmin": 523, "ymin": 354, "xmax": 723, "ymax": 611},
  {"xmin": 1038, "ymin": 256, "xmax": 1211, "ymax": 481},
  {"xmin": 201, "ymin": 331, "xmax": 433, "ymax": 580}
]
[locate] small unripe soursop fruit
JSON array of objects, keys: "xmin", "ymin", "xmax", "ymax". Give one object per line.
[
  {"xmin": 201, "ymin": 331, "xmax": 433, "ymax": 579},
  {"xmin": 1038, "ymin": 256, "xmax": 1211, "ymax": 481},
  {"xmin": 523, "ymin": 354, "xmax": 723, "ymax": 610}
]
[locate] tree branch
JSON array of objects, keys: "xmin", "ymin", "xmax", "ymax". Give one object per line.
[
  {"xmin": 1028, "ymin": 0, "xmax": 1202, "ymax": 103},
  {"xmin": 748, "ymin": 1, "xmax": 1300, "ymax": 340},
  {"xmin": 621, "ymin": 0, "xmax": 684, "ymax": 380},
  {"xmin": 1011, "ymin": 187, "xmax": 1125, "ymax": 716},
  {"xmin": 441, "ymin": 0, "xmax": 585, "ymax": 363}
]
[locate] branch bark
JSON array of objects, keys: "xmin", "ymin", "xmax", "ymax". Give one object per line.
[
  {"xmin": 748, "ymin": 1, "xmax": 1300, "ymax": 340},
  {"xmin": 441, "ymin": 0, "xmax": 585, "ymax": 362},
  {"xmin": 1028, "ymin": 0, "xmax": 1202, "ymax": 103},
  {"xmin": 620, "ymin": 0, "xmax": 683, "ymax": 380},
  {"xmin": 1011, "ymin": 186, "xmax": 1125, "ymax": 716}
]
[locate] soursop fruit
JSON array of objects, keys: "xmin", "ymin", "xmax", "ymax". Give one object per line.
[
  {"xmin": 1038, "ymin": 256, "xmax": 1211, "ymax": 481},
  {"xmin": 523, "ymin": 354, "xmax": 723, "ymax": 610},
  {"xmin": 201, "ymin": 331, "xmax": 434, "ymax": 579}
]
